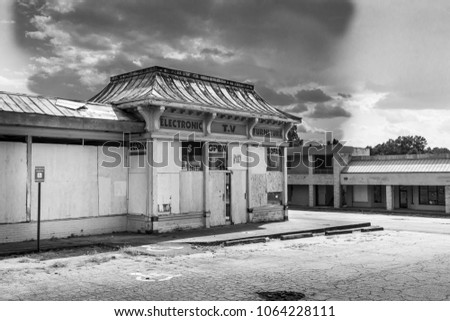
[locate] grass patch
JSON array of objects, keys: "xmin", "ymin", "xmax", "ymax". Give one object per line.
[
  {"xmin": 85, "ymin": 255, "xmax": 116, "ymax": 265},
  {"xmin": 17, "ymin": 257, "xmax": 33, "ymax": 263},
  {"xmin": 119, "ymin": 246, "xmax": 157, "ymax": 257},
  {"xmin": 49, "ymin": 261, "xmax": 68, "ymax": 268}
]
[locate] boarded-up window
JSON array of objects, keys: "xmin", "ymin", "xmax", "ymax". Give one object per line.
[{"xmin": 353, "ymin": 185, "xmax": 368, "ymax": 203}]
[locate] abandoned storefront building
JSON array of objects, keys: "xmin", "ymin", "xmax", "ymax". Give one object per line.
[{"xmin": 0, "ymin": 66, "xmax": 299, "ymax": 243}]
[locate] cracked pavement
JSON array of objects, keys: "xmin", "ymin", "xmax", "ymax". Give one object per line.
[{"xmin": 1, "ymin": 228, "xmax": 450, "ymax": 301}]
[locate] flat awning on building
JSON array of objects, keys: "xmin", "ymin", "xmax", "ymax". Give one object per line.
[{"xmin": 343, "ymin": 157, "xmax": 450, "ymax": 174}]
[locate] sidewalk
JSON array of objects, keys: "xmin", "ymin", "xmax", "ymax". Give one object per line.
[{"xmin": 0, "ymin": 213, "xmax": 373, "ymax": 257}]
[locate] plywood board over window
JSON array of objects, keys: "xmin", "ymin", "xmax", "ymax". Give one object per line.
[
  {"xmin": 0, "ymin": 142, "xmax": 27, "ymax": 223},
  {"xmin": 266, "ymin": 171, "xmax": 283, "ymax": 192},
  {"xmin": 157, "ymin": 173, "xmax": 180, "ymax": 214},
  {"xmin": 250, "ymin": 174, "xmax": 267, "ymax": 208},
  {"xmin": 180, "ymin": 171, "xmax": 203, "ymax": 213}
]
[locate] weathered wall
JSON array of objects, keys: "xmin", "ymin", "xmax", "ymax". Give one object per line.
[
  {"xmin": 180, "ymin": 171, "xmax": 203, "ymax": 213},
  {"xmin": 154, "ymin": 140, "xmax": 181, "ymax": 173},
  {"xmin": 251, "ymin": 206, "xmax": 284, "ymax": 223},
  {"xmin": 98, "ymin": 146, "xmax": 128, "ymax": 216},
  {"xmin": 228, "ymin": 143, "xmax": 246, "ymax": 170},
  {"xmin": 31, "ymin": 144, "xmax": 99, "ymax": 221},
  {"xmin": 0, "ymin": 215, "xmax": 127, "ymax": 243},
  {"xmin": 250, "ymin": 174, "xmax": 267, "ymax": 208},
  {"xmin": 0, "ymin": 142, "xmax": 27, "ymax": 223},
  {"xmin": 248, "ymin": 146, "xmax": 266, "ymax": 208},
  {"xmin": 157, "ymin": 173, "xmax": 180, "ymax": 214},
  {"xmin": 266, "ymin": 171, "xmax": 283, "ymax": 192},
  {"xmin": 156, "ymin": 212, "xmax": 204, "ymax": 233},
  {"xmin": 248, "ymin": 146, "xmax": 266, "ymax": 174},
  {"xmin": 288, "ymin": 174, "xmax": 334, "ymax": 185},
  {"xmin": 128, "ymin": 153, "xmax": 147, "ymax": 215}
]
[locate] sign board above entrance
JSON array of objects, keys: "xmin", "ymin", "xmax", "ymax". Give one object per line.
[
  {"xmin": 211, "ymin": 122, "xmax": 246, "ymax": 135},
  {"xmin": 160, "ymin": 116, "xmax": 203, "ymax": 132},
  {"xmin": 253, "ymin": 127, "xmax": 283, "ymax": 138}
]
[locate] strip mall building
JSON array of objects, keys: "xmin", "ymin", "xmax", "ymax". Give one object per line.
[
  {"xmin": 0, "ymin": 66, "xmax": 299, "ymax": 243},
  {"xmin": 288, "ymin": 145, "xmax": 450, "ymax": 214}
]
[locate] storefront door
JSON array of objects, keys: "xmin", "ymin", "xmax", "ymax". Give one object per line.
[
  {"xmin": 230, "ymin": 170, "xmax": 247, "ymax": 224},
  {"xmin": 400, "ymin": 187, "xmax": 408, "ymax": 208},
  {"xmin": 209, "ymin": 171, "xmax": 226, "ymax": 226}
]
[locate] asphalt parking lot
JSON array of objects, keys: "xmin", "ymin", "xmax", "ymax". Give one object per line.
[{"xmin": 1, "ymin": 210, "xmax": 449, "ymax": 301}]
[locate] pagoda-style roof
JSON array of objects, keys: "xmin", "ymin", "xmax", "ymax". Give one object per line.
[{"xmin": 90, "ymin": 66, "xmax": 297, "ymax": 122}]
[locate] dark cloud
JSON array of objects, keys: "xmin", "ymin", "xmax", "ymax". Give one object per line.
[
  {"xmin": 338, "ymin": 92, "xmax": 352, "ymax": 98},
  {"xmin": 13, "ymin": 0, "xmax": 355, "ymax": 100},
  {"xmin": 295, "ymin": 88, "xmax": 333, "ymax": 103},
  {"xmin": 308, "ymin": 103, "xmax": 351, "ymax": 118},
  {"xmin": 200, "ymin": 48, "xmax": 234, "ymax": 58},
  {"xmin": 28, "ymin": 69, "xmax": 88, "ymax": 99},
  {"xmin": 254, "ymin": 81, "xmax": 296, "ymax": 106},
  {"xmin": 289, "ymin": 103, "xmax": 309, "ymax": 114}
]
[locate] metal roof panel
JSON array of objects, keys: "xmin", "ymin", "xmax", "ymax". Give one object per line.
[{"xmin": 343, "ymin": 158, "xmax": 450, "ymax": 173}]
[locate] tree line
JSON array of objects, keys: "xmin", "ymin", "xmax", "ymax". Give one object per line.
[{"xmin": 366, "ymin": 135, "xmax": 450, "ymax": 155}]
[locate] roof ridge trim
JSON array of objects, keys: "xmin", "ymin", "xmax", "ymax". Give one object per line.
[{"xmin": 110, "ymin": 66, "xmax": 254, "ymax": 90}]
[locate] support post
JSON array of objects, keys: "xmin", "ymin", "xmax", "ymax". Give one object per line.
[
  {"xmin": 386, "ymin": 185, "xmax": 394, "ymax": 211},
  {"xmin": 308, "ymin": 184, "xmax": 315, "ymax": 207},
  {"xmin": 37, "ymin": 182, "xmax": 41, "ymax": 252},
  {"xmin": 281, "ymin": 146, "xmax": 288, "ymax": 220},
  {"xmin": 26, "ymin": 135, "xmax": 32, "ymax": 222},
  {"xmin": 203, "ymin": 142, "xmax": 210, "ymax": 228},
  {"xmin": 445, "ymin": 186, "xmax": 450, "ymax": 214},
  {"xmin": 147, "ymin": 140, "xmax": 159, "ymax": 232},
  {"xmin": 333, "ymin": 157, "xmax": 342, "ymax": 209}
]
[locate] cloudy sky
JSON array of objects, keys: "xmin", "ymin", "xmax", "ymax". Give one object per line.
[{"xmin": 1, "ymin": 0, "xmax": 450, "ymax": 148}]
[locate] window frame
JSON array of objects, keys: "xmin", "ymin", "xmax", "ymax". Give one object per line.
[{"xmin": 419, "ymin": 186, "xmax": 445, "ymax": 206}]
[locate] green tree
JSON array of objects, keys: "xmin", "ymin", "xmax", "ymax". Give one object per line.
[{"xmin": 368, "ymin": 135, "xmax": 428, "ymax": 155}]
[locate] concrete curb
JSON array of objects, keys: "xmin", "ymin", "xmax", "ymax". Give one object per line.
[
  {"xmin": 224, "ymin": 237, "xmax": 268, "ymax": 246},
  {"xmin": 280, "ymin": 233, "xmax": 314, "ymax": 240},
  {"xmin": 189, "ymin": 222, "xmax": 372, "ymax": 246}
]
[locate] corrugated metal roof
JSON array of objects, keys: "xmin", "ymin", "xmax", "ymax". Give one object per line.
[
  {"xmin": 0, "ymin": 91, "xmax": 138, "ymax": 121},
  {"xmin": 90, "ymin": 66, "xmax": 293, "ymax": 121},
  {"xmin": 343, "ymin": 158, "xmax": 450, "ymax": 173}
]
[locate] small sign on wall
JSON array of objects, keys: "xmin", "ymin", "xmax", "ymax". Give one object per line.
[{"xmin": 35, "ymin": 166, "xmax": 45, "ymax": 183}]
